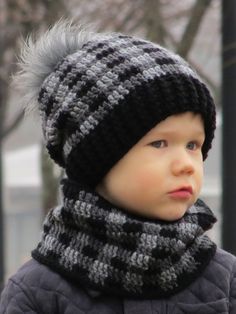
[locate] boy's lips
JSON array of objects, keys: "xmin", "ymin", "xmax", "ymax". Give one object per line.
[{"xmin": 168, "ymin": 186, "xmax": 193, "ymax": 199}]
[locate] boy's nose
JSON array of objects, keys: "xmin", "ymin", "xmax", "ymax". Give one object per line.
[{"xmin": 171, "ymin": 151, "xmax": 194, "ymax": 176}]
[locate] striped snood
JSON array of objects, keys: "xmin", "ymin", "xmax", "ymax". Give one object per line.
[
  {"xmin": 32, "ymin": 179, "xmax": 217, "ymax": 298},
  {"xmin": 38, "ymin": 34, "xmax": 216, "ymax": 187}
]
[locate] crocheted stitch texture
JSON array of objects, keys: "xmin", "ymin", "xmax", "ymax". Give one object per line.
[
  {"xmin": 32, "ymin": 179, "xmax": 217, "ymax": 298},
  {"xmin": 38, "ymin": 33, "xmax": 216, "ymax": 186}
]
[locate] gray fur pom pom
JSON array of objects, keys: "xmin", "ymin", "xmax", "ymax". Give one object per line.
[{"xmin": 13, "ymin": 20, "xmax": 100, "ymax": 114}]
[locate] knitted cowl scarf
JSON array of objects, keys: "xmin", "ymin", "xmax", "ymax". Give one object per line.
[{"xmin": 32, "ymin": 178, "xmax": 217, "ymax": 299}]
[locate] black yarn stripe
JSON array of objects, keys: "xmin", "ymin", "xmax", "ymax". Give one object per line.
[
  {"xmin": 58, "ymin": 63, "xmax": 73, "ymax": 81},
  {"xmin": 65, "ymin": 71, "xmax": 215, "ymax": 186},
  {"xmin": 174, "ymin": 242, "xmax": 217, "ymax": 294},
  {"xmin": 118, "ymin": 35, "xmax": 132, "ymax": 39},
  {"xmin": 82, "ymin": 245, "xmax": 100, "ymax": 259},
  {"xmin": 38, "ymin": 58, "xmax": 71, "ymax": 110},
  {"xmin": 39, "ymin": 92, "xmax": 58, "ymax": 118},
  {"xmin": 52, "ymin": 38, "xmax": 129, "ymax": 86},
  {"xmin": 110, "ymin": 257, "xmax": 128, "ymax": 272},
  {"xmin": 32, "ymin": 179, "xmax": 217, "ymax": 299},
  {"xmin": 85, "ymin": 38, "xmax": 132, "ymax": 59},
  {"xmin": 83, "ymin": 40, "xmax": 106, "ymax": 51},
  {"xmin": 55, "ymin": 48, "xmax": 92, "ymax": 90},
  {"xmin": 159, "ymin": 227, "xmax": 178, "ymax": 238},
  {"xmin": 79, "ymin": 43, "xmax": 178, "ymax": 95},
  {"xmin": 68, "ymin": 71, "xmax": 84, "ymax": 89},
  {"xmin": 82, "ymin": 39, "xmax": 120, "ymax": 54},
  {"xmin": 46, "ymin": 62, "xmax": 81, "ymax": 117},
  {"xmin": 95, "ymin": 47, "xmax": 117, "ymax": 60},
  {"xmin": 74, "ymin": 77, "xmax": 98, "ymax": 99},
  {"xmin": 62, "ymin": 62, "xmax": 191, "ymax": 140},
  {"xmin": 56, "ymin": 63, "xmax": 90, "ymax": 95},
  {"xmin": 189, "ymin": 77, "xmax": 215, "ymax": 159},
  {"xmin": 58, "ymin": 232, "xmax": 73, "ymax": 246},
  {"xmin": 56, "ymin": 111, "xmax": 70, "ymax": 130},
  {"xmin": 51, "ymin": 205, "xmax": 141, "ymax": 250},
  {"xmin": 32, "ymin": 241, "xmax": 216, "ymax": 299},
  {"xmin": 154, "ymin": 57, "xmax": 177, "ymax": 65},
  {"xmin": 39, "ymin": 62, "xmax": 78, "ymax": 117},
  {"xmin": 38, "ymin": 89, "xmax": 59, "ymax": 117},
  {"xmin": 55, "ymin": 213, "xmax": 140, "ymax": 251},
  {"xmin": 43, "ymin": 224, "xmax": 50, "ymax": 234},
  {"xmin": 131, "ymin": 39, "xmax": 152, "ymax": 46},
  {"xmin": 47, "ymin": 143, "xmax": 65, "ymax": 167},
  {"xmin": 43, "ymin": 88, "xmax": 107, "ymax": 140},
  {"xmin": 45, "ymin": 49, "xmax": 184, "ymax": 123},
  {"xmin": 38, "ymin": 87, "xmax": 46, "ymax": 103},
  {"xmin": 47, "ymin": 65, "xmax": 114, "ymax": 120}
]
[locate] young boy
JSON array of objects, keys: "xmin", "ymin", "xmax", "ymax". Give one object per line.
[{"xmin": 1, "ymin": 21, "xmax": 236, "ymax": 313}]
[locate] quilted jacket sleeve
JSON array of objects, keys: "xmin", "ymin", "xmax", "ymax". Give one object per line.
[
  {"xmin": 230, "ymin": 260, "xmax": 236, "ymax": 314},
  {"xmin": 0, "ymin": 278, "xmax": 39, "ymax": 314}
]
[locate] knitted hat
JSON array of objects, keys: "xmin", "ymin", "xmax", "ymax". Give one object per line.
[{"xmin": 15, "ymin": 21, "xmax": 216, "ymax": 187}]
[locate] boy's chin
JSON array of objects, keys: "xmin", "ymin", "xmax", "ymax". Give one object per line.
[{"xmin": 148, "ymin": 205, "xmax": 189, "ymax": 221}]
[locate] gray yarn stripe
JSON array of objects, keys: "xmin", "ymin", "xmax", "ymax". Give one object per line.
[
  {"xmin": 88, "ymin": 260, "xmax": 110, "ymax": 285},
  {"xmin": 33, "ymin": 179, "xmax": 216, "ymax": 298},
  {"xmin": 40, "ymin": 50, "xmax": 98, "ymax": 128},
  {"xmin": 74, "ymin": 61, "xmax": 193, "ymax": 112},
  {"xmin": 40, "ymin": 230, "xmax": 202, "ymax": 288},
  {"xmin": 41, "ymin": 35, "xmax": 199, "ymax": 149},
  {"xmin": 39, "ymin": 74, "xmax": 60, "ymax": 124},
  {"xmin": 137, "ymin": 233, "xmax": 186, "ymax": 256},
  {"xmin": 129, "ymin": 252, "xmax": 151, "ymax": 270},
  {"xmin": 42, "ymin": 37, "xmax": 196, "ymax": 133},
  {"xmin": 156, "ymin": 250, "xmax": 200, "ymax": 291},
  {"xmin": 123, "ymin": 271, "xmax": 143, "ymax": 293},
  {"xmin": 41, "ymin": 53, "xmax": 98, "ymax": 124},
  {"xmin": 62, "ymin": 65, "xmax": 198, "ymax": 157},
  {"xmin": 45, "ymin": 45, "xmax": 139, "ymax": 120},
  {"xmin": 40, "ymin": 234, "xmax": 64, "ymax": 254},
  {"xmin": 43, "ymin": 57, "xmax": 194, "ymax": 126},
  {"xmin": 59, "ymin": 246, "xmax": 79, "ymax": 267}
]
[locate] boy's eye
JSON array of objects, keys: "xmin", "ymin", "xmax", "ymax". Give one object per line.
[
  {"xmin": 186, "ymin": 141, "xmax": 198, "ymax": 150},
  {"xmin": 150, "ymin": 140, "xmax": 167, "ymax": 148}
]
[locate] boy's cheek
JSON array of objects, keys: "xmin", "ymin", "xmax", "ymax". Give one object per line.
[
  {"xmin": 127, "ymin": 166, "xmax": 159, "ymax": 190},
  {"xmin": 195, "ymin": 166, "xmax": 204, "ymax": 193}
]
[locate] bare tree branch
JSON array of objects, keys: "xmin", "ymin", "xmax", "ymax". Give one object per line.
[
  {"xmin": 177, "ymin": 0, "xmax": 213, "ymax": 58},
  {"xmin": 1, "ymin": 110, "xmax": 24, "ymax": 140},
  {"xmin": 97, "ymin": 3, "xmax": 133, "ymax": 32},
  {"xmin": 0, "ymin": 0, "xmax": 69, "ymax": 216},
  {"xmin": 165, "ymin": 8, "xmax": 192, "ymax": 21},
  {"xmin": 143, "ymin": 0, "xmax": 166, "ymax": 45}
]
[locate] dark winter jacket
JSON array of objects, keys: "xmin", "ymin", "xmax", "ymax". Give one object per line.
[{"xmin": 0, "ymin": 248, "xmax": 236, "ymax": 314}]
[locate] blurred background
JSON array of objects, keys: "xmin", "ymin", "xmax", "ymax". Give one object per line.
[{"xmin": 0, "ymin": 0, "xmax": 235, "ymax": 290}]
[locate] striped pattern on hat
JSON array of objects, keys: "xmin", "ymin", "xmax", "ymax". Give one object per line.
[{"xmin": 15, "ymin": 22, "xmax": 216, "ymax": 187}]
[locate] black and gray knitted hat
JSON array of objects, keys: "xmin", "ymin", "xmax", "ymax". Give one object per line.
[{"xmin": 15, "ymin": 21, "xmax": 216, "ymax": 187}]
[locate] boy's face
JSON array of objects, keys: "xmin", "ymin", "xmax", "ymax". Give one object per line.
[{"xmin": 96, "ymin": 112, "xmax": 205, "ymax": 221}]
